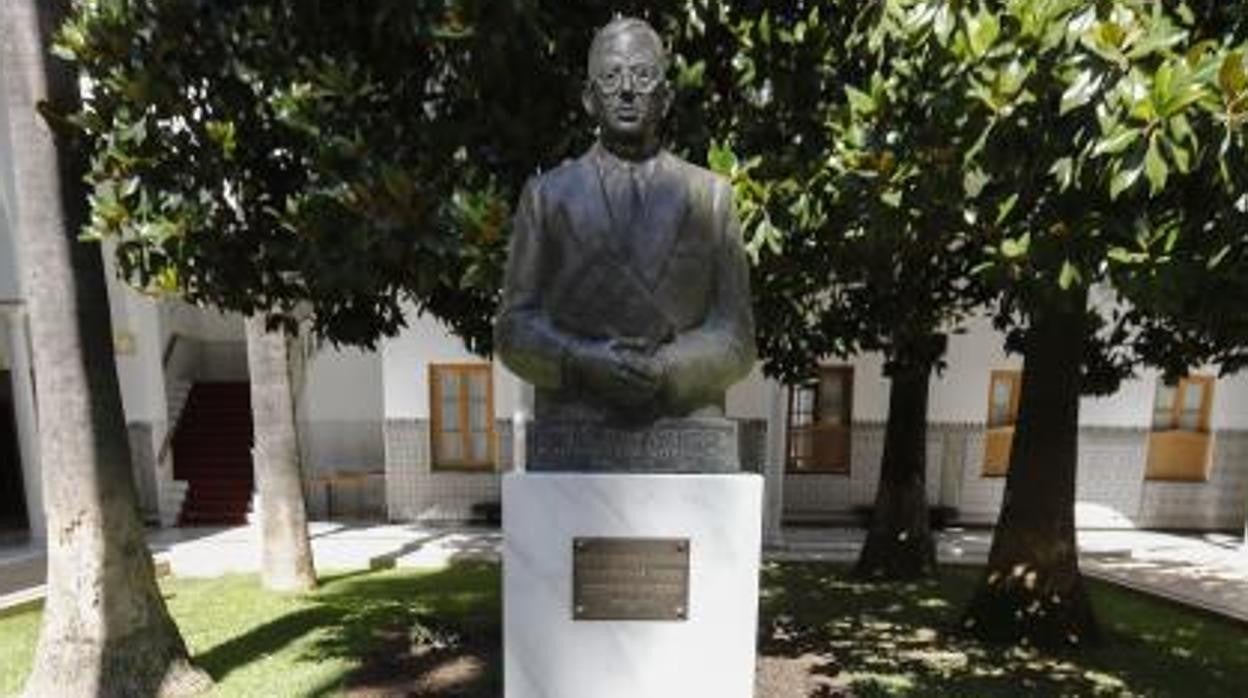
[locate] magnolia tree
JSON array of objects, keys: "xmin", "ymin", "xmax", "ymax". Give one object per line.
[
  {"xmin": 715, "ymin": 11, "xmax": 991, "ymax": 579},
  {"xmin": 858, "ymin": 0, "xmax": 1248, "ymax": 647}
]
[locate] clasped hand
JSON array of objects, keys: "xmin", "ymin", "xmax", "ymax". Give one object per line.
[{"xmin": 571, "ymin": 337, "xmax": 665, "ymax": 408}]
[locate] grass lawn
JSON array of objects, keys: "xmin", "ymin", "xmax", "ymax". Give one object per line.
[{"xmin": 1, "ymin": 561, "xmax": 1246, "ymax": 697}]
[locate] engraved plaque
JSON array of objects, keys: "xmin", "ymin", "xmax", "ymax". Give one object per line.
[
  {"xmin": 572, "ymin": 537, "xmax": 690, "ymax": 621},
  {"xmin": 528, "ymin": 416, "xmax": 739, "ymax": 473}
]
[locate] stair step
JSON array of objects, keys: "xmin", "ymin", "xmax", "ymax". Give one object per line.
[{"xmin": 175, "ymin": 381, "xmax": 255, "ymax": 528}]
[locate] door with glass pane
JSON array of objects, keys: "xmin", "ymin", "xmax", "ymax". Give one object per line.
[
  {"xmin": 983, "ymin": 370, "xmax": 1021, "ymax": 476},
  {"xmin": 430, "ymin": 364, "xmax": 495, "ymax": 470},
  {"xmin": 786, "ymin": 366, "xmax": 853, "ymax": 474},
  {"xmin": 1146, "ymin": 375, "xmax": 1214, "ymax": 481}
]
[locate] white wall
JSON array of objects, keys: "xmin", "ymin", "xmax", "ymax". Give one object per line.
[
  {"xmin": 0, "ymin": 214, "xmax": 18, "ymax": 302},
  {"xmin": 849, "ymin": 352, "xmax": 891, "ymax": 423},
  {"xmin": 298, "ymin": 346, "xmax": 386, "ymax": 472},
  {"xmin": 165, "ymin": 302, "xmax": 244, "ymax": 343},
  {"xmin": 102, "ymin": 243, "xmax": 167, "ymax": 423},
  {"xmin": 0, "ymin": 54, "xmax": 19, "ymax": 304},
  {"xmin": 929, "ymin": 315, "xmax": 1020, "ymax": 424},
  {"xmin": 303, "ymin": 347, "xmax": 383, "ymax": 423},
  {"xmin": 1212, "ymin": 372, "xmax": 1248, "ymax": 431},
  {"xmin": 383, "ymin": 310, "xmax": 515, "ymax": 420}
]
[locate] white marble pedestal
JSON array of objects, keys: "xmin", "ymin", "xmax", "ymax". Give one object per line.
[{"xmin": 503, "ymin": 472, "xmax": 764, "ymax": 698}]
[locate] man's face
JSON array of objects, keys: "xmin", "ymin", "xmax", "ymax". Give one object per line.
[{"xmin": 585, "ymin": 29, "xmax": 670, "ymax": 145}]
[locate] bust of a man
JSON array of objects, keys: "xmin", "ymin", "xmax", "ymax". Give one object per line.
[{"xmin": 495, "ymin": 17, "xmax": 755, "ymax": 423}]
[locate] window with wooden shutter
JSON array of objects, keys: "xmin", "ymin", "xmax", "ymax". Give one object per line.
[
  {"xmin": 982, "ymin": 369, "xmax": 1022, "ymax": 477},
  {"xmin": 1146, "ymin": 375, "xmax": 1215, "ymax": 481},
  {"xmin": 430, "ymin": 364, "xmax": 495, "ymax": 471},
  {"xmin": 786, "ymin": 366, "xmax": 853, "ymax": 474}
]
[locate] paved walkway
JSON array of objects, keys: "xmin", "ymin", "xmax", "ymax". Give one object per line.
[{"xmin": 4, "ymin": 524, "xmax": 1248, "ymax": 624}]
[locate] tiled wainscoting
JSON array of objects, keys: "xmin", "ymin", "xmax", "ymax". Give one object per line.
[
  {"xmin": 782, "ymin": 423, "xmax": 1248, "ymax": 531},
  {"xmin": 782, "ymin": 422, "xmax": 949, "ymax": 522},
  {"xmin": 380, "ymin": 415, "xmax": 1246, "ymax": 530},
  {"xmin": 384, "ymin": 419, "xmax": 513, "ymax": 522},
  {"xmin": 300, "ymin": 420, "xmax": 387, "ymax": 520},
  {"xmin": 1139, "ymin": 431, "xmax": 1248, "ymax": 529}
]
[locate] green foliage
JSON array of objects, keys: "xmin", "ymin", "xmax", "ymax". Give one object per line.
[
  {"xmin": 56, "ymin": 0, "xmax": 1248, "ymax": 376},
  {"xmin": 54, "ymin": 0, "xmax": 869, "ymax": 355},
  {"xmin": 60, "ymin": 0, "xmax": 500, "ymax": 346},
  {"xmin": 856, "ymin": 0, "xmax": 1248, "ymax": 391}
]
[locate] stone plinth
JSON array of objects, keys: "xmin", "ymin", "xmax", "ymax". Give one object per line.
[
  {"xmin": 526, "ymin": 416, "xmax": 739, "ymax": 473},
  {"xmin": 503, "ymin": 472, "xmax": 763, "ymax": 698}
]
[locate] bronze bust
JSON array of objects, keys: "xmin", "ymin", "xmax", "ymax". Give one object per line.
[{"xmin": 495, "ymin": 17, "xmax": 756, "ymax": 429}]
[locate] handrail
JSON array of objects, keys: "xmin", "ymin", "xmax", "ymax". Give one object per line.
[
  {"xmin": 161, "ymin": 332, "xmax": 180, "ymax": 368},
  {"xmin": 156, "ymin": 332, "xmax": 190, "ymax": 469}
]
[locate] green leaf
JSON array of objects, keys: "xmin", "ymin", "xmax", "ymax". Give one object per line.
[
  {"xmin": 1219, "ymin": 51, "xmax": 1247, "ymax": 97},
  {"xmin": 845, "ymin": 85, "xmax": 875, "ymax": 114},
  {"xmin": 965, "ymin": 10, "xmax": 1001, "ymax": 58},
  {"xmin": 707, "ymin": 141, "xmax": 738, "ymax": 175},
  {"xmin": 1060, "ymin": 70, "xmax": 1101, "ymax": 115},
  {"xmin": 963, "ymin": 167, "xmax": 989, "ymax": 197},
  {"xmin": 1049, "ymin": 157, "xmax": 1076, "ymax": 190},
  {"xmin": 1169, "ymin": 113, "xmax": 1196, "ymax": 145},
  {"xmin": 1001, "ymin": 233, "xmax": 1030, "ymax": 259},
  {"xmin": 1208, "ymin": 244, "xmax": 1232, "ymax": 269},
  {"xmin": 1110, "ymin": 162, "xmax": 1143, "ymax": 199},
  {"xmin": 1108, "ymin": 247, "xmax": 1145, "ymax": 264},
  {"xmin": 933, "ymin": 4, "xmax": 955, "ymax": 42},
  {"xmin": 1059, "ymin": 260, "xmax": 1080, "ymax": 290},
  {"xmin": 1094, "ymin": 127, "xmax": 1142, "ymax": 156},
  {"xmin": 996, "ymin": 193, "xmax": 1019, "ymax": 224},
  {"xmin": 1145, "ymin": 135, "xmax": 1169, "ymax": 194},
  {"xmin": 1166, "ymin": 139, "xmax": 1191, "ymax": 173}
]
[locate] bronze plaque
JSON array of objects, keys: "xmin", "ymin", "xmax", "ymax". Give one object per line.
[{"xmin": 572, "ymin": 537, "xmax": 690, "ymax": 621}]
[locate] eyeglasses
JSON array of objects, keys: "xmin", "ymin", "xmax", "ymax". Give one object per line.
[{"xmin": 591, "ymin": 64, "xmax": 664, "ymax": 95}]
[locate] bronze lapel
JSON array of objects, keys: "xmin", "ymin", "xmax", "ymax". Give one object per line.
[{"xmin": 631, "ymin": 153, "xmax": 690, "ymax": 289}]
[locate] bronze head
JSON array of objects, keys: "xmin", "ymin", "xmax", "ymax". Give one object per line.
[{"xmin": 583, "ymin": 17, "xmax": 672, "ymax": 159}]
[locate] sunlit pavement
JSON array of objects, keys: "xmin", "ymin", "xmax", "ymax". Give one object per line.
[{"xmin": 3, "ymin": 523, "xmax": 1248, "ymax": 623}]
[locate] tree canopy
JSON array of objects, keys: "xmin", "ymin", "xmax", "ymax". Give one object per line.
[{"xmin": 55, "ymin": 0, "xmax": 859, "ymax": 356}]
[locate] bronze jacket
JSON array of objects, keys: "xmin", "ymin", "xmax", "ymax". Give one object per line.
[{"xmin": 495, "ymin": 145, "xmax": 756, "ymax": 417}]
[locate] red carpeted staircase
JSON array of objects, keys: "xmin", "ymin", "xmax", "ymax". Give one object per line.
[{"xmin": 174, "ymin": 382, "xmax": 254, "ymax": 526}]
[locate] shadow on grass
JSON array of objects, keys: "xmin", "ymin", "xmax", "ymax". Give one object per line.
[
  {"xmin": 758, "ymin": 563, "xmax": 1248, "ymax": 698},
  {"xmin": 194, "ymin": 563, "xmax": 502, "ymax": 697},
  {"xmin": 184, "ymin": 561, "xmax": 1248, "ymax": 697}
]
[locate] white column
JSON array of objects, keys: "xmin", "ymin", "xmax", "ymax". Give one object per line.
[
  {"xmin": 5, "ymin": 309, "xmax": 44, "ymax": 538},
  {"xmin": 762, "ymin": 380, "xmax": 787, "ymax": 546}
]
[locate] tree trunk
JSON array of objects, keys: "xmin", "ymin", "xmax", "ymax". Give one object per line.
[
  {"xmin": 853, "ymin": 364, "xmax": 937, "ymax": 580},
  {"xmin": 4, "ymin": 2, "xmax": 210, "ymax": 695},
  {"xmin": 245, "ymin": 316, "xmax": 317, "ymax": 592},
  {"xmin": 961, "ymin": 291, "xmax": 1100, "ymax": 648}
]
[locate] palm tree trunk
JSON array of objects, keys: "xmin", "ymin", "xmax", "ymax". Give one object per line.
[
  {"xmin": 961, "ymin": 290, "xmax": 1100, "ymax": 648},
  {"xmin": 853, "ymin": 363, "xmax": 937, "ymax": 580},
  {"xmin": 245, "ymin": 315, "xmax": 317, "ymax": 592},
  {"xmin": 4, "ymin": 2, "xmax": 210, "ymax": 695}
]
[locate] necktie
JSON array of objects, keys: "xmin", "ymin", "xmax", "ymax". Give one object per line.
[{"xmin": 606, "ymin": 164, "xmax": 644, "ymax": 241}]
